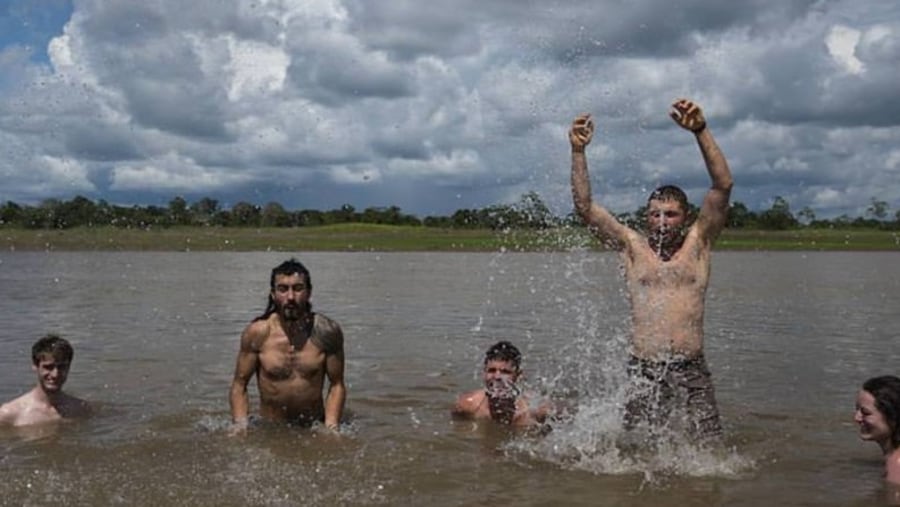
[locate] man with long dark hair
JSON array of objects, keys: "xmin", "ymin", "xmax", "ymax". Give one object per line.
[
  {"xmin": 229, "ymin": 259, "xmax": 346, "ymax": 434},
  {"xmin": 568, "ymin": 99, "xmax": 733, "ymax": 440}
]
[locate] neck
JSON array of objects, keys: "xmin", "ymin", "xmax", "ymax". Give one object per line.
[{"xmin": 34, "ymin": 385, "xmax": 63, "ymax": 406}]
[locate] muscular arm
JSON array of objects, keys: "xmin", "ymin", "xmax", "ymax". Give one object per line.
[
  {"xmin": 693, "ymin": 127, "xmax": 733, "ymax": 242},
  {"xmin": 229, "ymin": 324, "xmax": 262, "ymax": 429},
  {"xmin": 670, "ymin": 99, "xmax": 733, "ymax": 243},
  {"xmin": 322, "ymin": 326, "xmax": 346, "ymax": 430},
  {"xmin": 570, "ymin": 114, "xmax": 632, "ymax": 250}
]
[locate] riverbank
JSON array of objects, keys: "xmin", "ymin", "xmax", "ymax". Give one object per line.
[{"xmin": 1, "ymin": 224, "xmax": 898, "ymax": 251}]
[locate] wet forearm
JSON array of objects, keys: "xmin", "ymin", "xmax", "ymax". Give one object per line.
[
  {"xmin": 695, "ymin": 127, "xmax": 733, "ymax": 192},
  {"xmin": 571, "ymin": 148, "xmax": 594, "ymax": 217},
  {"xmin": 229, "ymin": 384, "xmax": 250, "ymax": 424},
  {"xmin": 324, "ymin": 382, "xmax": 346, "ymax": 429}
]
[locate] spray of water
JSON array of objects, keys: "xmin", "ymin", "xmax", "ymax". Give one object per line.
[{"xmin": 499, "ymin": 252, "xmax": 755, "ymax": 484}]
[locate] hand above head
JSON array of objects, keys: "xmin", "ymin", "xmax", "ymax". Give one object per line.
[
  {"xmin": 670, "ymin": 98, "xmax": 706, "ymax": 133},
  {"xmin": 569, "ymin": 113, "xmax": 595, "ymax": 150}
]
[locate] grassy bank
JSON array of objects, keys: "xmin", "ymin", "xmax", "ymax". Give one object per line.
[{"xmin": 1, "ymin": 224, "xmax": 898, "ymax": 252}]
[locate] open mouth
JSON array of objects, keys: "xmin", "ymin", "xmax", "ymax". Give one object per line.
[{"xmin": 485, "ymin": 379, "xmax": 519, "ymax": 399}]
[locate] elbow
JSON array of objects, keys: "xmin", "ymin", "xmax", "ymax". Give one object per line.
[
  {"xmin": 721, "ymin": 178, "xmax": 734, "ymax": 193},
  {"xmin": 572, "ymin": 197, "xmax": 592, "ymax": 219},
  {"xmin": 715, "ymin": 173, "xmax": 734, "ymax": 193}
]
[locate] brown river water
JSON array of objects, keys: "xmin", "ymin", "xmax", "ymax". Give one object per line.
[{"xmin": 0, "ymin": 250, "xmax": 898, "ymax": 506}]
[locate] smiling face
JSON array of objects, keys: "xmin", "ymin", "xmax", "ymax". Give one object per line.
[
  {"xmin": 856, "ymin": 389, "xmax": 893, "ymax": 445},
  {"xmin": 33, "ymin": 354, "xmax": 71, "ymax": 394},
  {"xmin": 271, "ymin": 272, "xmax": 311, "ymax": 321}
]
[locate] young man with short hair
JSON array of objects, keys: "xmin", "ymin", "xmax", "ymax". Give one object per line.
[
  {"xmin": 569, "ymin": 98, "xmax": 733, "ymax": 440},
  {"xmin": 0, "ymin": 335, "xmax": 90, "ymax": 427},
  {"xmin": 453, "ymin": 341, "xmax": 552, "ymax": 428}
]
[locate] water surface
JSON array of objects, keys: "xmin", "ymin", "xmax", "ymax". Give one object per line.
[{"xmin": 0, "ymin": 251, "xmax": 898, "ymax": 506}]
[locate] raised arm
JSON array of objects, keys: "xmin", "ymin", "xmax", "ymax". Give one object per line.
[
  {"xmin": 670, "ymin": 99, "xmax": 733, "ymax": 242},
  {"xmin": 228, "ymin": 323, "xmax": 262, "ymax": 434},
  {"xmin": 569, "ymin": 114, "xmax": 632, "ymax": 250},
  {"xmin": 322, "ymin": 325, "xmax": 346, "ymax": 431}
]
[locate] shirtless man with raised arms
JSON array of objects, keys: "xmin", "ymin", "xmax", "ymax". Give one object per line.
[
  {"xmin": 568, "ymin": 98, "xmax": 733, "ymax": 440},
  {"xmin": 229, "ymin": 258, "xmax": 346, "ymax": 434}
]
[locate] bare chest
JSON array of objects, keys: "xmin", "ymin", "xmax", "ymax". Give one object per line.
[
  {"xmin": 258, "ymin": 339, "xmax": 325, "ymax": 381},
  {"xmin": 626, "ymin": 244, "xmax": 709, "ymax": 290}
]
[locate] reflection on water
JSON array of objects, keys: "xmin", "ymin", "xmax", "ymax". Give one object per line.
[{"xmin": 0, "ymin": 251, "xmax": 898, "ymax": 505}]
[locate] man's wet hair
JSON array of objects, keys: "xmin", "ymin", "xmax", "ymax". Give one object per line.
[
  {"xmin": 648, "ymin": 184, "xmax": 689, "ymax": 211},
  {"xmin": 255, "ymin": 258, "xmax": 314, "ymax": 321},
  {"xmin": 863, "ymin": 375, "xmax": 900, "ymax": 448},
  {"xmin": 269, "ymin": 258, "xmax": 312, "ymax": 291},
  {"xmin": 484, "ymin": 341, "xmax": 522, "ymax": 371},
  {"xmin": 31, "ymin": 334, "xmax": 73, "ymax": 365}
]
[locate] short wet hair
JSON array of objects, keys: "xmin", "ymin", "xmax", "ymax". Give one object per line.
[
  {"xmin": 648, "ymin": 185, "xmax": 689, "ymax": 211},
  {"xmin": 484, "ymin": 341, "xmax": 522, "ymax": 371},
  {"xmin": 863, "ymin": 375, "xmax": 900, "ymax": 448},
  {"xmin": 31, "ymin": 334, "xmax": 73, "ymax": 365}
]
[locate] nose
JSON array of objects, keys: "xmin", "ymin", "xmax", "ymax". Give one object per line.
[{"xmin": 853, "ymin": 409, "xmax": 863, "ymax": 423}]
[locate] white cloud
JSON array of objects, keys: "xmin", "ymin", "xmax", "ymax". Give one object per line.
[
  {"xmin": 226, "ymin": 38, "xmax": 289, "ymax": 102},
  {"xmin": 0, "ymin": 0, "xmax": 899, "ymax": 218},
  {"xmin": 826, "ymin": 25, "xmax": 864, "ymax": 74},
  {"xmin": 111, "ymin": 152, "xmax": 252, "ymax": 191}
]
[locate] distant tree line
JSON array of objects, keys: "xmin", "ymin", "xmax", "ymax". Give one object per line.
[{"xmin": 0, "ymin": 193, "xmax": 898, "ymax": 231}]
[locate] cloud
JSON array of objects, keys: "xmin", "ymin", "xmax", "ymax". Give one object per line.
[
  {"xmin": 826, "ymin": 25, "xmax": 864, "ymax": 74},
  {"xmin": 0, "ymin": 0, "xmax": 898, "ymax": 219}
]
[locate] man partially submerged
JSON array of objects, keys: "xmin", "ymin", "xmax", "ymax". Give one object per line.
[
  {"xmin": 453, "ymin": 341, "xmax": 553, "ymax": 429},
  {"xmin": 0, "ymin": 335, "xmax": 90, "ymax": 427}
]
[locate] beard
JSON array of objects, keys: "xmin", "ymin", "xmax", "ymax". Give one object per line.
[{"xmin": 278, "ymin": 302, "xmax": 306, "ymax": 321}]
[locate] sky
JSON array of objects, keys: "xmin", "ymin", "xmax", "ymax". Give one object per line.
[{"xmin": 0, "ymin": 0, "xmax": 898, "ymax": 219}]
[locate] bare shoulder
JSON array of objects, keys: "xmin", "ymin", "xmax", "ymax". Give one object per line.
[
  {"xmin": 312, "ymin": 313, "xmax": 344, "ymax": 354},
  {"xmin": 682, "ymin": 222, "xmax": 715, "ymax": 255},
  {"xmin": 314, "ymin": 313, "xmax": 343, "ymax": 335},
  {"xmin": 886, "ymin": 450, "xmax": 900, "ymax": 485},
  {"xmin": 0, "ymin": 399, "xmax": 19, "ymax": 425},
  {"xmin": 0, "ymin": 392, "xmax": 35, "ymax": 425},
  {"xmin": 240, "ymin": 318, "xmax": 272, "ymax": 350},
  {"xmin": 452, "ymin": 389, "xmax": 485, "ymax": 418}
]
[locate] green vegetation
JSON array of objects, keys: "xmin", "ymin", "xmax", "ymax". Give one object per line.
[
  {"xmin": 1, "ymin": 192, "xmax": 898, "ymax": 251},
  {"xmin": 1, "ymin": 224, "xmax": 897, "ymax": 252}
]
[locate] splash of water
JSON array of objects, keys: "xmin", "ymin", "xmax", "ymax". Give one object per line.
[{"xmin": 502, "ymin": 253, "xmax": 755, "ymax": 483}]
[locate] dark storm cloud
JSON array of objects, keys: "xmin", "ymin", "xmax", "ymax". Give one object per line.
[{"xmin": 0, "ymin": 0, "xmax": 898, "ymax": 219}]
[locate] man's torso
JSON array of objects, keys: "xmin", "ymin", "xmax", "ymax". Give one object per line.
[
  {"xmin": 622, "ymin": 228, "xmax": 711, "ymax": 359},
  {"xmin": 255, "ymin": 313, "xmax": 336, "ymax": 423}
]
